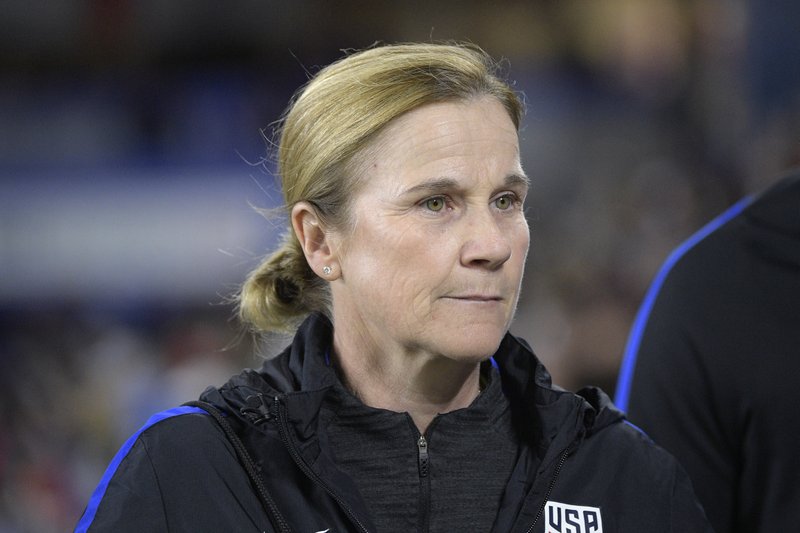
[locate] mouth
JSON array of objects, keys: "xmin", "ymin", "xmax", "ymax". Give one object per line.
[{"xmin": 444, "ymin": 294, "xmax": 503, "ymax": 302}]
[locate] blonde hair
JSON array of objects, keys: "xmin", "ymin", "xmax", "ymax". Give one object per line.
[{"xmin": 239, "ymin": 42, "xmax": 524, "ymax": 332}]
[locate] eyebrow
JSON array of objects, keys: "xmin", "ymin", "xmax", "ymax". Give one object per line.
[
  {"xmin": 505, "ymin": 173, "xmax": 531, "ymax": 188},
  {"xmin": 401, "ymin": 173, "xmax": 530, "ymax": 196}
]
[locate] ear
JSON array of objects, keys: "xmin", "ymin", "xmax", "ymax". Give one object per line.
[{"xmin": 291, "ymin": 202, "xmax": 340, "ymax": 280}]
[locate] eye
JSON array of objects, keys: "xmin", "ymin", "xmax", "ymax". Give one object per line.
[
  {"xmin": 494, "ymin": 193, "xmax": 517, "ymax": 210},
  {"xmin": 424, "ymin": 196, "xmax": 446, "ymax": 212}
]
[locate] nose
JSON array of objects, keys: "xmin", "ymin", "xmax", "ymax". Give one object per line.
[{"xmin": 459, "ymin": 209, "xmax": 514, "ymax": 271}]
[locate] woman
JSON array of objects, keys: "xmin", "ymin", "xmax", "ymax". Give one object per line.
[{"xmin": 76, "ymin": 43, "xmax": 711, "ymax": 532}]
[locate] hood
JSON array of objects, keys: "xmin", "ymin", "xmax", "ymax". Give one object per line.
[
  {"xmin": 491, "ymin": 333, "xmax": 625, "ymax": 458},
  {"xmin": 574, "ymin": 385, "xmax": 626, "ymax": 435},
  {"xmin": 199, "ymin": 314, "xmax": 339, "ymax": 426}
]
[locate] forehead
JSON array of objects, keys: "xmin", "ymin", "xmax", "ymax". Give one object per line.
[{"xmin": 356, "ymin": 97, "xmax": 521, "ymax": 187}]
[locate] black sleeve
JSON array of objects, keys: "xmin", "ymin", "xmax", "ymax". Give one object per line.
[
  {"xmin": 618, "ymin": 423, "xmax": 714, "ymax": 532},
  {"xmin": 625, "ymin": 267, "xmax": 737, "ymax": 532},
  {"xmin": 669, "ymin": 458, "xmax": 716, "ymax": 532},
  {"xmin": 78, "ymin": 434, "xmax": 169, "ymax": 532},
  {"xmin": 75, "ymin": 408, "xmax": 271, "ymax": 532}
]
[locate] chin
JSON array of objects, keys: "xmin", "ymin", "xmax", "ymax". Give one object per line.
[
  {"xmin": 445, "ymin": 351, "xmax": 496, "ymax": 366},
  {"xmin": 439, "ymin": 327, "xmax": 506, "ymax": 363}
]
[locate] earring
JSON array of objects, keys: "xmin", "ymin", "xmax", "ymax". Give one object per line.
[{"xmin": 322, "ymin": 266, "xmax": 332, "ymax": 276}]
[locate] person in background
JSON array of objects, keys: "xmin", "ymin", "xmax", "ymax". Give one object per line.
[
  {"xmin": 76, "ymin": 42, "xmax": 711, "ymax": 532},
  {"xmin": 616, "ymin": 170, "xmax": 800, "ymax": 532}
]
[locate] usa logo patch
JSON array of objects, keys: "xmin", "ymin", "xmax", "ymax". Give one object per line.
[{"xmin": 545, "ymin": 501, "xmax": 603, "ymax": 533}]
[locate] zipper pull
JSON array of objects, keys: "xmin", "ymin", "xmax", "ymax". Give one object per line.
[
  {"xmin": 417, "ymin": 435, "xmax": 429, "ymax": 478},
  {"xmin": 272, "ymin": 395, "xmax": 282, "ymax": 420}
]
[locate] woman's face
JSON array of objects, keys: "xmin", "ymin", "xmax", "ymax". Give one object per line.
[{"xmin": 330, "ymin": 96, "xmax": 529, "ymax": 364}]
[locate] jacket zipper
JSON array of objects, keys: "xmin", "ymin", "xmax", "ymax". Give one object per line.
[
  {"xmin": 273, "ymin": 396, "xmax": 371, "ymax": 533},
  {"xmin": 417, "ymin": 435, "xmax": 429, "ymax": 477},
  {"xmin": 185, "ymin": 399, "xmax": 292, "ymax": 533},
  {"xmin": 525, "ymin": 445, "xmax": 572, "ymax": 533},
  {"xmin": 417, "ymin": 435, "xmax": 431, "ymax": 531}
]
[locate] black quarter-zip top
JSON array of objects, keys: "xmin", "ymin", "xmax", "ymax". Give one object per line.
[{"xmin": 313, "ymin": 363, "xmax": 519, "ymax": 533}]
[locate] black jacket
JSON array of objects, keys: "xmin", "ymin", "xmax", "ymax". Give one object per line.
[
  {"xmin": 616, "ymin": 170, "xmax": 800, "ymax": 532},
  {"xmin": 77, "ymin": 314, "xmax": 711, "ymax": 532}
]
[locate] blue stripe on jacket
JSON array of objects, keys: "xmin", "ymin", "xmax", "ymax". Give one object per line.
[
  {"xmin": 614, "ymin": 196, "xmax": 753, "ymax": 411},
  {"xmin": 74, "ymin": 405, "xmax": 209, "ymax": 532}
]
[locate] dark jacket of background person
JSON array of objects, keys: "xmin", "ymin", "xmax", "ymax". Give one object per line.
[
  {"xmin": 77, "ymin": 314, "xmax": 711, "ymax": 532},
  {"xmin": 616, "ymin": 170, "xmax": 800, "ymax": 532}
]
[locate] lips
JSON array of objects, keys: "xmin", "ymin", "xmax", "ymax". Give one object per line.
[{"xmin": 445, "ymin": 294, "xmax": 503, "ymax": 302}]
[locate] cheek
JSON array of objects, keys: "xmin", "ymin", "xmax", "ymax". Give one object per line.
[
  {"xmin": 342, "ymin": 216, "xmax": 458, "ymax": 309},
  {"xmin": 377, "ymin": 242, "xmax": 441, "ymax": 317},
  {"xmin": 408, "ymin": 281, "xmax": 437, "ymax": 319},
  {"xmin": 512, "ymin": 220, "xmax": 531, "ymax": 265},
  {"xmin": 342, "ymin": 227, "xmax": 416, "ymax": 294}
]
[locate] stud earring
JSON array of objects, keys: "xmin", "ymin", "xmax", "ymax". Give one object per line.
[{"xmin": 322, "ymin": 266, "xmax": 332, "ymax": 276}]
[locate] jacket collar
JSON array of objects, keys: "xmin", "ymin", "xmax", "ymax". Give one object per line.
[
  {"xmin": 203, "ymin": 312, "xmax": 624, "ymax": 458},
  {"xmin": 491, "ymin": 333, "xmax": 623, "ymax": 460}
]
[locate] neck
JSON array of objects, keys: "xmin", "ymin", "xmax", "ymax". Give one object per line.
[{"xmin": 332, "ymin": 331, "xmax": 482, "ymax": 434}]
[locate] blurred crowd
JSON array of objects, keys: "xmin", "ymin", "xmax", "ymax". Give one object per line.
[
  {"xmin": 0, "ymin": 305, "xmax": 259, "ymax": 531},
  {"xmin": 1, "ymin": 1, "xmax": 798, "ymax": 531}
]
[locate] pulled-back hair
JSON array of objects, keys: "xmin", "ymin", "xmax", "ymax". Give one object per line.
[{"xmin": 238, "ymin": 42, "xmax": 524, "ymax": 332}]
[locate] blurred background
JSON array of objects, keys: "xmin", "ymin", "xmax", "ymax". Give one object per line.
[{"xmin": 1, "ymin": 0, "xmax": 798, "ymax": 530}]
